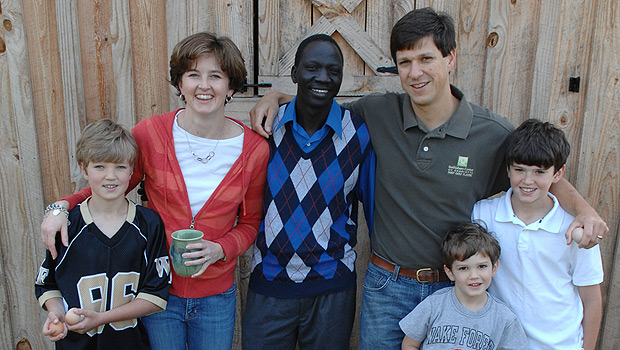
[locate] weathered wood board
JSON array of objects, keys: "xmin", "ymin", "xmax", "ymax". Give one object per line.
[{"xmin": 0, "ymin": 1, "xmax": 618, "ymax": 349}]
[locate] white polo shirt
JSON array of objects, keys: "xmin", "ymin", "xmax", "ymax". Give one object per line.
[{"xmin": 472, "ymin": 189, "xmax": 603, "ymax": 350}]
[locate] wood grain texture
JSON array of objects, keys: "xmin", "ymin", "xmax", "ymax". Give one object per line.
[
  {"xmin": 167, "ymin": 0, "xmax": 254, "ymax": 110},
  {"xmin": 324, "ymin": 13, "xmax": 393, "ymax": 72},
  {"xmin": 393, "ymin": 0, "xmax": 416, "ymax": 18},
  {"xmin": 365, "ymin": 0, "xmax": 395, "ymax": 65},
  {"xmin": 260, "ymin": 0, "xmax": 400, "ymax": 96},
  {"xmin": 77, "ymin": 0, "xmax": 117, "ymax": 124},
  {"xmin": 576, "ymin": 0, "xmax": 620, "ymax": 348},
  {"xmin": 129, "ymin": 0, "xmax": 168, "ymax": 122},
  {"xmin": 445, "ymin": 0, "xmax": 491, "ymax": 105},
  {"xmin": 165, "ymin": 0, "xmax": 192, "ymax": 111},
  {"xmin": 259, "ymin": 0, "xmax": 311, "ymax": 77},
  {"xmin": 529, "ymin": 0, "xmax": 596, "ymax": 184},
  {"xmin": 313, "ymin": 0, "xmax": 393, "ymax": 73},
  {"xmin": 21, "ymin": 0, "xmax": 71, "ymax": 204},
  {"xmin": 55, "ymin": 0, "xmax": 88, "ymax": 192},
  {"xmin": 276, "ymin": 16, "xmax": 336, "ymax": 76},
  {"xmin": 3, "ymin": 1, "xmax": 55, "ymax": 349},
  {"xmin": 313, "ymin": 0, "xmax": 366, "ymax": 75},
  {"xmin": 110, "ymin": 0, "xmax": 136, "ymax": 127},
  {"xmin": 482, "ymin": 0, "xmax": 539, "ymax": 124},
  {"xmin": 1, "ymin": 1, "xmax": 619, "ymax": 349},
  {"xmin": 205, "ymin": 0, "xmax": 254, "ymax": 98}
]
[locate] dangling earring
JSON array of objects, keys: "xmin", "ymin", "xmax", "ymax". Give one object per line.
[{"xmin": 225, "ymin": 95, "xmax": 233, "ymax": 104}]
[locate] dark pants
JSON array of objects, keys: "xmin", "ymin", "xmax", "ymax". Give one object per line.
[{"xmin": 242, "ymin": 287, "xmax": 356, "ymax": 350}]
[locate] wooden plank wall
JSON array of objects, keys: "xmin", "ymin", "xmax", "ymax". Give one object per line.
[
  {"xmin": 0, "ymin": 1, "xmax": 618, "ymax": 349},
  {"xmin": 257, "ymin": 0, "xmax": 402, "ymax": 96},
  {"xmin": 576, "ymin": 1, "xmax": 620, "ymax": 347}
]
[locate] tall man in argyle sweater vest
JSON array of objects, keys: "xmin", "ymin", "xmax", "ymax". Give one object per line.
[{"xmin": 242, "ymin": 34, "xmax": 375, "ymax": 350}]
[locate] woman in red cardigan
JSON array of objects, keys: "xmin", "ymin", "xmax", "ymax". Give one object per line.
[{"xmin": 40, "ymin": 32, "xmax": 269, "ymax": 350}]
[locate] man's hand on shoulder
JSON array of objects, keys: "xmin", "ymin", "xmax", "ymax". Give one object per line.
[
  {"xmin": 565, "ymin": 210, "xmax": 609, "ymax": 248},
  {"xmin": 249, "ymin": 92, "xmax": 293, "ymax": 137}
]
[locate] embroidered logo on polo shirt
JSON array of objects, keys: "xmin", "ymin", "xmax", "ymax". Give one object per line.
[
  {"xmin": 457, "ymin": 156, "xmax": 468, "ymax": 167},
  {"xmin": 448, "ymin": 156, "xmax": 474, "ymax": 177}
]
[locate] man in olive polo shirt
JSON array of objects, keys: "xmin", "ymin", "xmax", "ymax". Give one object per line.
[
  {"xmin": 250, "ymin": 7, "xmax": 608, "ymax": 350},
  {"xmin": 345, "ymin": 84, "xmax": 511, "ymax": 278}
]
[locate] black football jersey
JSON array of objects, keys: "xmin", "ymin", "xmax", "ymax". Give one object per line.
[{"xmin": 35, "ymin": 199, "xmax": 171, "ymax": 350}]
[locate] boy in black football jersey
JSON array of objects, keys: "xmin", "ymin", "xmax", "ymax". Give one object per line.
[{"xmin": 35, "ymin": 119, "xmax": 170, "ymax": 349}]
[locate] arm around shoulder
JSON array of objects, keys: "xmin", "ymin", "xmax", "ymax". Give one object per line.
[
  {"xmin": 250, "ymin": 92, "xmax": 294, "ymax": 137},
  {"xmin": 549, "ymin": 178, "xmax": 608, "ymax": 248},
  {"xmin": 41, "ymin": 200, "xmax": 71, "ymax": 258}
]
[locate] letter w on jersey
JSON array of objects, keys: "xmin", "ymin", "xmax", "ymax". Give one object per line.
[{"xmin": 154, "ymin": 256, "xmax": 171, "ymax": 283}]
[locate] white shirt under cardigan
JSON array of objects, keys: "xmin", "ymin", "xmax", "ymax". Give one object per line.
[
  {"xmin": 472, "ymin": 189, "xmax": 603, "ymax": 350},
  {"xmin": 173, "ymin": 111, "xmax": 243, "ymax": 217}
]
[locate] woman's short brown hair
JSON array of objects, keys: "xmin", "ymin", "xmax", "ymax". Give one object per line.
[{"xmin": 169, "ymin": 32, "xmax": 247, "ymax": 97}]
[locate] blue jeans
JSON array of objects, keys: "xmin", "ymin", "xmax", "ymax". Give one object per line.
[
  {"xmin": 141, "ymin": 285, "xmax": 236, "ymax": 350},
  {"xmin": 359, "ymin": 261, "xmax": 452, "ymax": 350}
]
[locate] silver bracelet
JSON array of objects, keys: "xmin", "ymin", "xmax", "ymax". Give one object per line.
[{"xmin": 44, "ymin": 203, "xmax": 69, "ymax": 218}]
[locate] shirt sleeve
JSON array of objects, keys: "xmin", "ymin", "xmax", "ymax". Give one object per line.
[
  {"xmin": 399, "ymin": 296, "xmax": 432, "ymax": 342},
  {"xmin": 34, "ymin": 239, "xmax": 63, "ymax": 308},
  {"xmin": 571, "ymin": 243, "xmax": 604, "ymax": 286},
  {"xmin": 136, "ymin": 209, "xmax": 170, "ymax": 310},
  {"xmin": 495, "ymin": 315, "xmax": 529, "ymax": 350},
  {"xmin": 341, "ymin": 98, "xmax": 366, "ymax": 121},
  {"xmin": 471, "ymin": 199, "xmax": 492, "ymax": 226},
  {"xmin": 356, "ymin": 146, "xmax": 375, "ymax": 233}
]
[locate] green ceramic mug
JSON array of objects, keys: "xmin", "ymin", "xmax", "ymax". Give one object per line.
[{"xmin": 170, "ymin": 229, "xmax": 204, "ymax": 277}]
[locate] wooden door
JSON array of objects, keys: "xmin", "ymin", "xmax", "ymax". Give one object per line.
[
  {"xmin": 1, "ymin": 1, "xmax": 619, "ymax": 349},
  {"xmin": 257, "ymin": 0, "xmax": 403, "ymax": 97}
]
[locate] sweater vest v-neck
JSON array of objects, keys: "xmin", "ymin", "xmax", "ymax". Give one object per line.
[{"xmin": 249, "ymin": 103, "xmax": 371, "ymax": 298}]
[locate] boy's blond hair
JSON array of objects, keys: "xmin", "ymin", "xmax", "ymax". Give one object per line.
[{"xmin": 76, "ymin": 119, "xmax": 137, "ymax": 168}]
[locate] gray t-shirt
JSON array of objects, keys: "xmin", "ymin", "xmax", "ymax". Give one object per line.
[{"xmin": 399, "ymin": 287, "xmax": 528, "ymax": 350}]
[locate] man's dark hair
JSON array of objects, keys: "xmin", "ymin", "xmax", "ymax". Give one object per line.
[
  {"xmin": 505, "ymin": 118, "xmax": 571, "ymax": 171},
  {"xmin": 294, "ymin": 34, "xmax": 343, "ymax": 67},
  {"xmin": 390, "ymin": 7, "xmax": 456, "ymax": 62}
]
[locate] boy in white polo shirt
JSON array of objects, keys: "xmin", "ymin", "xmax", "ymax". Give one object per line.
[{"xmin": 472, "ymin": 119, "xmax": 603, "ymax": 350}]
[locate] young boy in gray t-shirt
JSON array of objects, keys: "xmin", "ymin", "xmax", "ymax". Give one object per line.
[{"xmin": 399, "ymin": 223, "xmax": 527, "ymax": 350}]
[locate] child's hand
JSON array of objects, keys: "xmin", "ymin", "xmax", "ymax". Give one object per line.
[
  {"xmin": 43, "ymin": 310, "xmax": 67, "ymax": 342},
  {"xmin": 66, "ymin": 308, "xmax": 102, "ymax": 334}
]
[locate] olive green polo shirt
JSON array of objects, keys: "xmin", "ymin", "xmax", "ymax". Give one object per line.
[{"xmin": 345, "ymin": 86, "xmax": 514, "ymax": 269}]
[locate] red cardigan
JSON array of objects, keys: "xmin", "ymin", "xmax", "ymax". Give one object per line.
[{"xmin": 63, "ymin": 109, "xmax": 269, "ymax": 298}]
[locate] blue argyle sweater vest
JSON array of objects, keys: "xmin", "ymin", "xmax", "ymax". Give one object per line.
[{"xmin": 249, "ymin": 103, "xmax": 371, "ymax": 298}]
